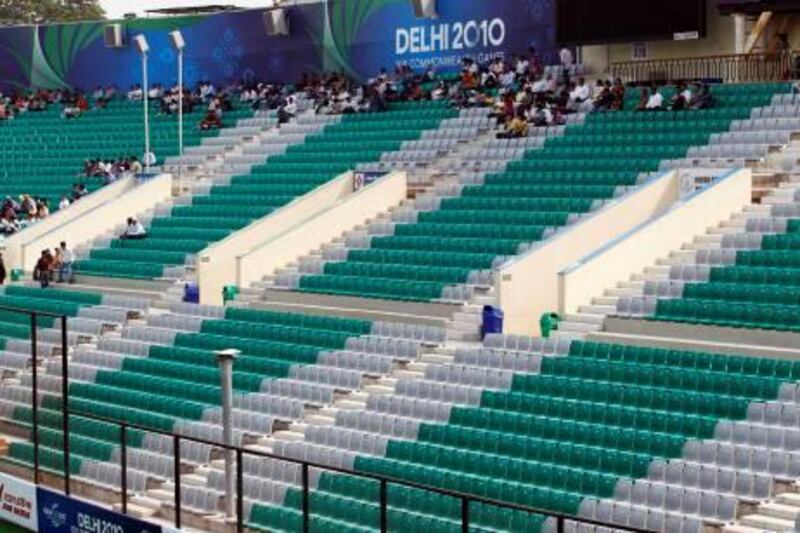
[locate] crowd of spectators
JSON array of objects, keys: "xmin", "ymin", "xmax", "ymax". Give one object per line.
[
  {"xmin": 0, "ymin": 88, "xmax": 112, "ymax": 120},
  {"xmin": 634, "ymin": 81, "xmax": 714, "ymax": 111},
  {"xmin": 82, "ymin": 156, "xmax": 143, "ymax": 184},
  {"xmin": 0, "ymin": 194, "xmax": 50, "ymax": 234}
]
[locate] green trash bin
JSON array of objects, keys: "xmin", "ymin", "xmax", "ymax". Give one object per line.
[
  {"xmin": 10, "ymin": 269, "xmax": 23, "ymax": 282},
  {"xmin": 222, "ymin": 285, "xmax": 240, "ymax": 303},
  {"xmin": 540, "ymin": 312, "xmax": 561, "ymax": 338}
]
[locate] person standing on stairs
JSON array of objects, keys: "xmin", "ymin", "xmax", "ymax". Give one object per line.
[
  {"xmin": 33, "ymin": 250, "xmax": 53, "ymax": 288},
  {"xmin": 57, "ymin": 241, "xmax": 74, "ymax": 283}
]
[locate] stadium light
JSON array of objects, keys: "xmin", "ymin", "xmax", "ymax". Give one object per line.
[
  {"xmin": 169, "ymin": 31, "xmax": 186, "ymax": 187},
  {"xmin": 133, "ymin": 34, "xmax": 152, "ymax": 170}
]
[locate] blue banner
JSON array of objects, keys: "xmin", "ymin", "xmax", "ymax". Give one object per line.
[
  {"xmin": 37, "ymin": 488, "xmax": 163, "ymax": 533},
  {"xmin": 0, "ymin": 0, "xmax": 556, "ymax": 92}
]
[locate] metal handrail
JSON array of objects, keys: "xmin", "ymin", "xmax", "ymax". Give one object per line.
[
  {"xmin": 7, "ymin": 305, "xmax": 649, "ymax": 533},
  {"xmin": 610, "ymin": 50, "xmax": 798, "ymax": 84}
]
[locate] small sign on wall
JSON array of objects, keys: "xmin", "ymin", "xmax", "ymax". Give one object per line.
[{"xmin": 632, "ymin": 41, "xmax": 647, "ymax": 60}]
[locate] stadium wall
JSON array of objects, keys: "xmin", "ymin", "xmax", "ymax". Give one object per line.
[
  {"xmin": 1, "ymin": 175, "xmax": 159, "ymax": 272},
  {"xmin": 583, "ymin": 1, "xmax": 735, "ymax": 75},
  {"xmin": 497, "ymin": 170, "xmax": 680, "ymax": 337},
  {"xmin": 17, "ymin": 174, "xmax": 173, "ymax": 272},
  {"xmin": 197, "ymin": 170, "xmax": 356, "ymax": 305},
  {"xmin": 0, "ymin": 0, "xmax": 557, "ymax": 92},
  {"xmin": 235, "ymin": 170, "xmax": 408, "ymax": 298},
  {"xmin": 559, "ymin": 167, "xmax": 752, "ymax": 315}
]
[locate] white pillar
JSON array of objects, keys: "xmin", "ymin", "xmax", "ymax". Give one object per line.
[
  {"xmin": 142, "ymin": 52, "xmax": 151, "ymax": 170},
  {"xmin": 734, "ymin": 13, "xmax": 747, "ymax": 54},
  {"xmin": 178, "ymin": 48, "xmax": 184, "ymax": 189},
  {"xmin": 216, "ymin": 348, "xmax": 240, "ymax": 519}
]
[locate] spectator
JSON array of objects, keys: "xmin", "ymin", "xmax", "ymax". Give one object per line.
[
  {"xmin": 645, "ymin": 85, "xmax": 664, "ymax": 111},
  {"xmin": 559, "ymin": 46, "xmax": 574, "ymax": 84},
  {"xmin": 570, "ymin": 78, "xmax": 590, "ymax": 103},
  {"xmin": 33, "ymin": 249, "xmax": 52, "ymax": 288},
  {"xmin": 610, "ymin": 78, "xmax": 625, "ymax": 110},
  {"xmin": 635, "ymin": 86, "xmax": 650, "ymax": 111},
  {"xmin": 58, "ymin": 196, "xmax": 71, "ymax": 210},
  {"xmin": 120, "ymin": 217, "xmax": 146, "ymax": 240},
  {"xmin": 35, "ymin": 199, "xmax": 49, "ymax": 219},
  {"xmin": 199, "ymin": 99, "xmax": 223, "ymax": 130},
  {"xmin": 129, "ymin": 156, "xmax": 143, "ymax": 174},
  {"xmin": 72, "ymin": 183, "xmax": 89, "ymax": 201},
  {"xmin": 670, "ymin": 81, "xmax": 691, "ymax": 111},
  {"xmin": 527, "ymin": 104, "xmax": 552, "ymax": 127},
  {"xmin": 148, "ymin": 83, "xmax": 164, "ymax": 100},
  {"xmin": 57, "ymin": 241, "xmax": 74, "ymax": 283},
  {"xmin": 277, "ymin": 95, "xmax": 297, "ymax": 124},
  {"xmin": 498, "ymin": 111, "xmax": 529, "ymax": 139},
  {"xmin": 0, "ymin": 253, "xmax": 6, "ymax": 286},
  {"xmin": 691, "ymin": 84, "xmax": 714, "ymax": 110},
  {"xmin": 127, "ymin": 84, "xmax": 143, "ymax": 101},
  {"xmin": 0, "ymin": 208, "xmax": 18, "ymax": 235},
  {"xmin": 143, "ymin": 151, "xmax": 156, "ymax": 168}
]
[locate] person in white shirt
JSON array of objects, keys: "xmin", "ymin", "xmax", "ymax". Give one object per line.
[
  {"xmin": 500, "ymin": 70, "xmax": 516, "ymax": 88},
  {"xmin": 148, "ymin": 84, "xmax": 163, "ymax": 99},
  {"xmin": 57, "ymin": 241, "xmax": 74, "ymax": 283},
  {"xmin": 568, "ymin": 78, "xmax": 591, "ymax": 111},
  {"xmin": 58, "ymin": 196, "xmax": 70, "ymax": 211},
  {"xmin": 570, "ymin": 78, "xmax": 590, "ymax": 102},
  {"xmin": 127, "ymin": 84, "xmax": 143, "ymax": 101},
  {"xmin": 121, "ymin": 217, "xmax": 146, "ymax": 240},
  {"xmin": 143, "ymin": 152, "xmax": 156, "ymax": 168},
  {"xmin": 646, "ymin": 87, "xmax": 664, "ymax": 110},
  {"xmin": 515, "ymin": 57, "xmax": 530, "ymax": 76},
  {"xmin": 278, "ymin": 96, "xmax": 297, "ymax": 124}
]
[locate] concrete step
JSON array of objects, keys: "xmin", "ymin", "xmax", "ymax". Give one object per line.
[
  {"xmin": 472, "ymin": 294, "xmax": 497, "ymax": 306},
  {"xmin": 592, "ymin": 296, "xmax": 619, "ymax": 306},
  {"xmin": 617, "ymin": 280, "xmax": 645, "ymax": 290},
  {"xmin": 776, "ymin": 492, "xmax": 800, "ymax": 507},
  {"xmin": 723, "ymin": 525, "xmax": 777, "ymax": 533},
  {"xmin": 739, "ymin": 513, "xmax": 794, "ymax": 531},
  {"xmin": 605, "ymin": 287, "xmax": 642, "ymax": 297},
  {"xmin": 759, "ymin": 502, "xmax": 800, "ymax": 521},
  {"xmin": 576, "ymin": 305, "xmax": 615, "ymax": 316},
  {"xmin": 694, "ymin": 234, "xmax": 724, "ymax": 245},
  {"xmin": 556, "ymin": 321, "xmax": 602, "ymax": 334}
]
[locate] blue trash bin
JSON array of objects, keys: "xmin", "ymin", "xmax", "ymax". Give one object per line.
[
  {"xmin": 481, "ymin": 305, "xmax": 504, "ymax": 339},
  {"xmin": 183, "ymin": 283, "xmax": 200, "ymax": 304}
]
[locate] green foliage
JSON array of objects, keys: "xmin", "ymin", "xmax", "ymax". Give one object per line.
[{"xmin": 0, "ymin": 0, "xmax": 105, "ymax": 26}]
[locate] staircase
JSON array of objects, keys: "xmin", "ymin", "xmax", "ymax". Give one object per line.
[{"xmin": 554, "ymin": 173, "xmax": 800, "ymax": 341}]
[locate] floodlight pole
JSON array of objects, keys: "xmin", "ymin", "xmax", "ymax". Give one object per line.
[
  {"xmin": 178, "ymin": 47, "xmax": 184, "ymax": 188},
  {"xmin": 142, "ymin": 51, "xmax": 151, "ymax": 171}
]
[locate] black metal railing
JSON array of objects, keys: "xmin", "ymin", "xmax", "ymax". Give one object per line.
[
  {"xmin": 4, "ymin": 306, "xmax": 72, "ymax": 495},
  {"xmin": 610, "ymin": 50, "xmax": 798, "ymax": 84},
  {"xmin": 10, "ymin": 305, "xmax": 649, "ymax": 533}
]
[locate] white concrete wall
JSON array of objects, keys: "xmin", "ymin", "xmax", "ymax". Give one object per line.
[
  {"xmin": 559, "ymin": 168, "xmax": 752, "ymax": 314},
  {"xmin": 236, "ymin": 171, "xmax": 408, "ymax": 295},
  {"xmin": 17, "ymin": 174, "xmax": 173, "ymax": 272},
  {"xmin": 197, "ymin": 172, "xmax": 356, "ymax": 306},
  {"xmin": 497, "ymin": 170, "xmax": 680, "ymax": 336},
  {"xmin": 2, "ymin": 176, "xmax": 137, "ymax": 271}
]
